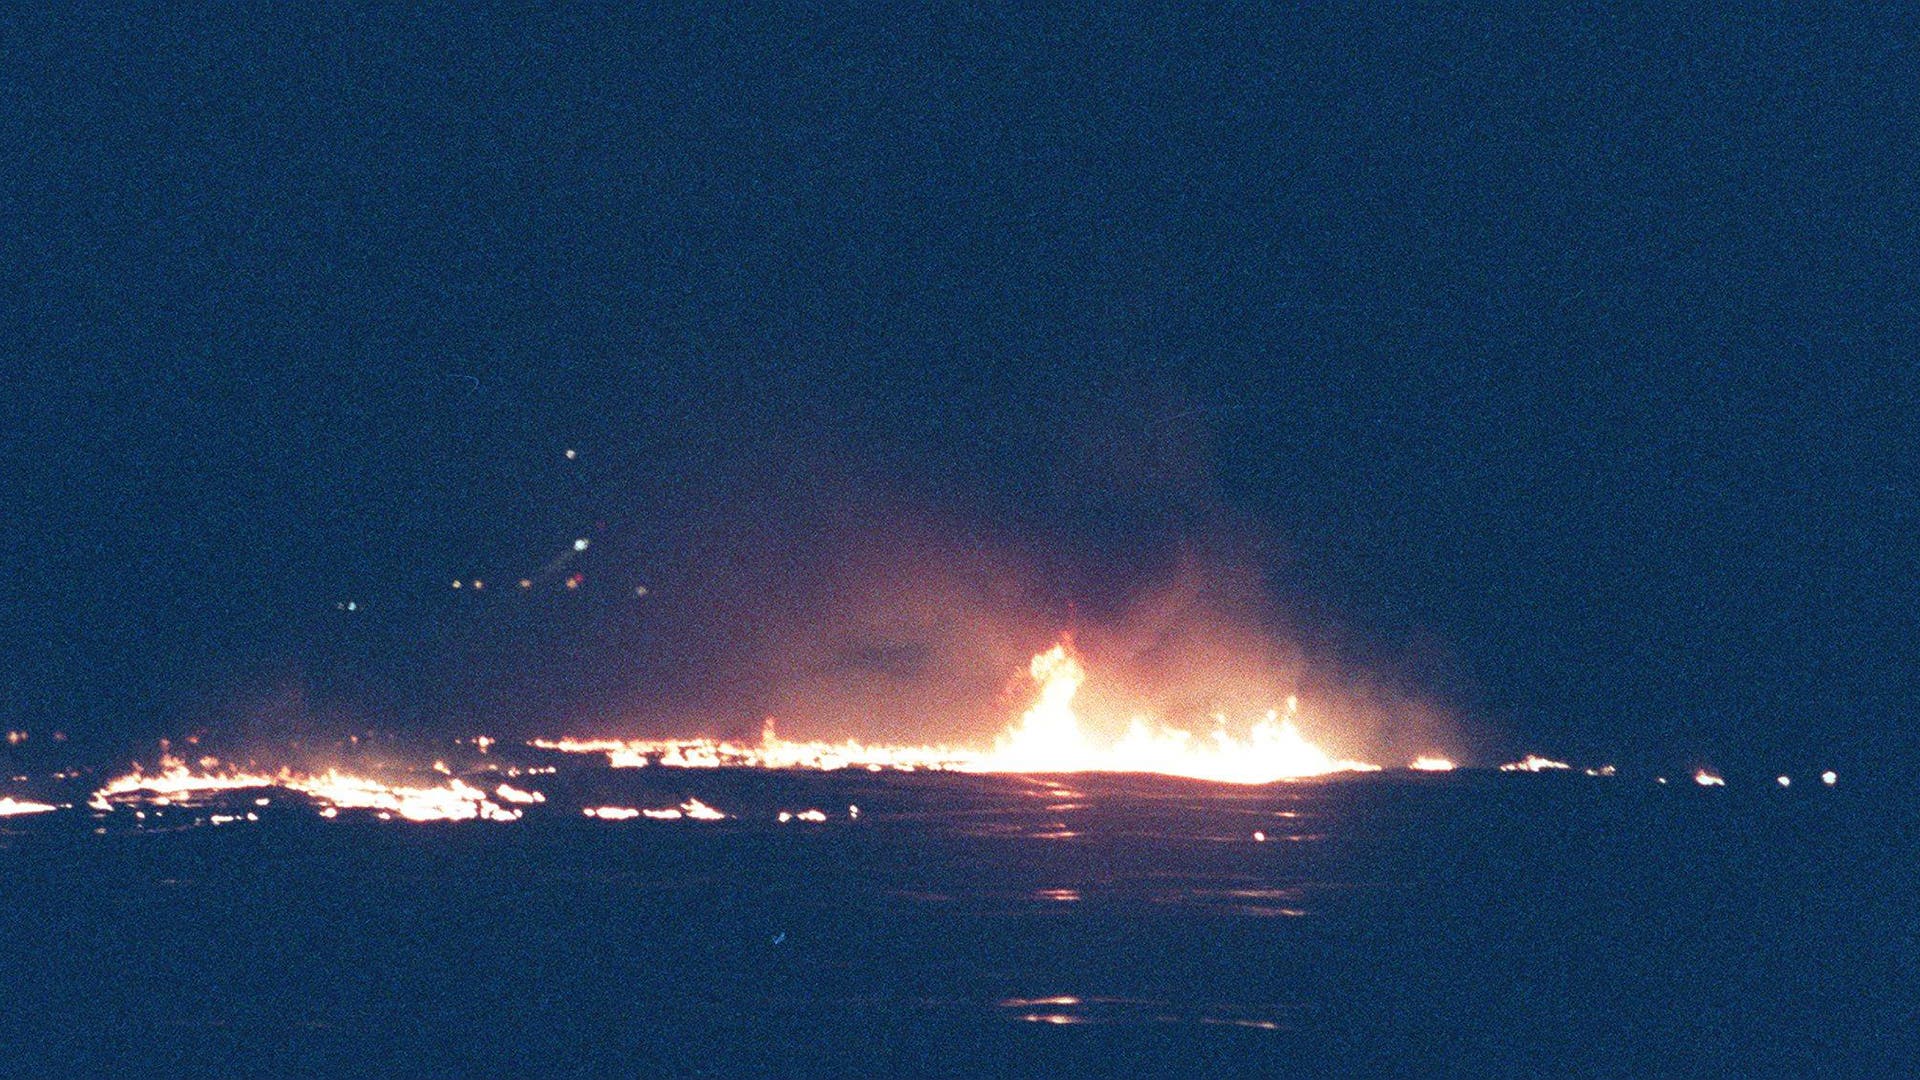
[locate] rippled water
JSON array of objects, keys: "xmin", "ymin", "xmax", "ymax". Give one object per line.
[{"xmin": 2, "ymin": 767, "xmax": 1911, "ymax": 1077}]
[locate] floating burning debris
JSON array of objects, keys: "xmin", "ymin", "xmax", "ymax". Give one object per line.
[
  {"xmin": 1694, "ymin": 769, "xmax": 1726, "ymax": 787},
  {"xmin": 0, "ymin": 795, "xmax": 59, "ymax": 817},
  {"xmin": 1409, "ymin": 756, "xmax": 1456, "ymax": 772}
]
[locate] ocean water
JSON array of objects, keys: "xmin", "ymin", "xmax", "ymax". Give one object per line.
[{"xmin": 2, "ymin": 766, "xmax": 1910, "ymax": 1077}]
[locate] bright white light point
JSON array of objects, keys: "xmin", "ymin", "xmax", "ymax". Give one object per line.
[
  {"xmin": 1777, "ymin": 775, "xmax": 1791, "ymax": 787},
  {"xmin": 346, "ymin": 601, "xmax": 356, "ymax": 611},
  {"xmin": 573, "ymin": 538, "xmax": 589, "ymax": 551},
  {"xmin": 778, "ymin": 811, "xmax": 792, "ymax": 823},
  {"xmin": 452, "ymin": 580, "xmax": 462, "ymax": 589},
  {"xmin": 848, "ymin": 804, "xmax": 859, "ymax": 819},
  {"xmin": 1253, "ymin": 830, "xmax": 1266, "ymax": 842},
  {"xmin": 565, "ymin": 448, "xmax": 577, "ymax": 460},
  {"xmin": 1821, "ymin": 770, "xmax": 1836, "ymax": 786},
  {"xmin": 1694, "ymin": 770, "xmax": 1725, "ymax": 787}
]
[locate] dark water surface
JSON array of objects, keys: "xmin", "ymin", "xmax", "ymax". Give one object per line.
[{"xmin": 3, "ymin": 769, "xmax": 1912, "ymax": 1077}]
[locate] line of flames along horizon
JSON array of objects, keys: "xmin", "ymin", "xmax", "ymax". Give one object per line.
[
  {"xmin": 535, "ymin": 642, "xmax": 1387, "ymax": 784},
  {"xmin": 42, "ymin": 643, "xmax": 1711, "ymax": 821}
]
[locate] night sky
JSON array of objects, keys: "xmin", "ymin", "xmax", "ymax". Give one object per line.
[{"xmin": 5, "ymin": 7, "xmax": 1915, "ymax": 774}]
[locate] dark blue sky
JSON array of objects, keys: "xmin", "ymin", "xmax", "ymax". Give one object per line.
[{"xmin": 4, "ymin": 6, "xmax": 1915, "ymax": 773}]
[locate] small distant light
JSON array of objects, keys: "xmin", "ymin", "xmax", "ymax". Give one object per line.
[
  {"xmin": 346, "ymin": 601, "xmax": 357, "ymax": 611},
  {"xmin": 472, "ymin": 580, "xmax": 484, "ymax": 590},
  {"xmin": 565, "ymin": 576, "xmax": 580, "ymax": 590},
  {"xmin": 519, "ymin": 579, "xmax": 532, "ymax": 589},
  {"xmin": 565, "ymin": 448, "xmax": 577, "ymax": 460},
  {"xmin": 1821, "ymin": 770, "xmax": 1837, "ymax": 786},
  {"xmin": 573, "ymin": 538, "xmax": 590, "ymax": 552},
  {"xmin": 634, "ymin": 585, "xmax": 649, "ymax": 598},
  {"xmin": 848, "ymin": 804, "xmax": 860, "ymax": 819},
  {"xmin": 1253, "ymin": 830, "xmax": 1267, "ymax": 842},
  {"xmin": 1656, "ymin": 777, "xmax": 1667, "ymax": 784},
  {"xmin": 452, "ymin": 580, "xmax": 463, "ymax": 589},
  {"xmin": 1777, "ymin": 775, "xmax": 1791, "ymax": 787}
]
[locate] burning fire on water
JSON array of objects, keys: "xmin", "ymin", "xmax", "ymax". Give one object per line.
[
  {"xmin": 0, "ymin": 795, "xmax": 59, "ymax": 817},
  {"xmin": 87, "ymin": 754, "xmax": 525, "ymax": 822},
  {"xmin": 539, "ymin": 641, "xmax": 1379, "ymax": 784},
  {"xmin": 34, "ymin": 640, "xmax": 1830, "ymax": 827}
]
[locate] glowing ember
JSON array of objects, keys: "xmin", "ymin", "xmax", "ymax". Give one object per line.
[
  {"xmin": 495, "ymin": 784, "xmax": 546, "ymax": 804},
  {"xmin": 1409, "ymin": 756, "xmax": 1456, "ymax": 772},
  {"xmin": 0, "ymin": 795, "xmax": 59, "ymax": 817},
  {"xmin": 534, "ymin": 640, "xmax": 1377, "ymax": 785},
  {"xmin": 1499, "ymin": 755, "xmax": 1572, "ymax": 773},
  {"xmin": 583, "ymin": 806, "xmax": 640, "ymax": 820},
  {"xmin": 1694, "ymin": 769, "xmax": 1725, "ymax": 787}
]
